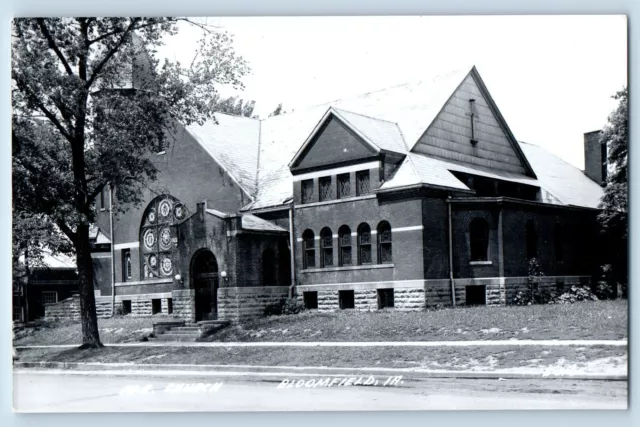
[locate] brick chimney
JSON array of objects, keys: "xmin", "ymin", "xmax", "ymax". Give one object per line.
[{"xmin": 584, "ymin": 131, "xmax": 607, "ymax": 186}]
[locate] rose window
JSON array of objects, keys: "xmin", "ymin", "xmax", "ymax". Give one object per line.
[{"xmin": 140, "ymin": 195, "xmax": 186, "ymax": 279}]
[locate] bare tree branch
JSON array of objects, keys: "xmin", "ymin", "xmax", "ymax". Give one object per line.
[{"xmin": 36, "ymin": 19, "xmax": 74, "ymax": 76}]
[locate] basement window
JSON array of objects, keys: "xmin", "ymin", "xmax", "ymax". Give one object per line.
[
  {"xmin": 303, "ymin": 291, "xmax": 318, "ymax": 309},
  {"xmin": 152, "ymin": 299, "xmax": 162, "ymax": 315},
  {"xmin": 339, "ymin": 290, "xmax": 355, "ymax": 309},
  {"xmin": 465, "ymin": 286, "xmax": 486, "ymax": 306},
  {"xmin": 122, "ymin": 300, "xmax": 132, "ymax": 315},
  {"xmin": 167, "ymin": 298, "xmax": 173, "ymax": 314},
  {"xmin": 377, "ymin": 288, "xmax": 394, "ymax": 309}
]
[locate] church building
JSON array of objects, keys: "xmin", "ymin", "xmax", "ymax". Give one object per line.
[{"xmin": 77, "ymin": 65, "xmax": 605, "ymax": 322}]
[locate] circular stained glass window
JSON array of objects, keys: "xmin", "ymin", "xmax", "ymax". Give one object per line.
[
  {"xmin": 143, "ymin": 229, "xmax": 156, "ymax": 251},
  {"xmin": 148, "ymin": 254, "xmax": 158, "ymax": 269},
  {"xmin": 174, "ymin": 204, "xmax": 185, "ymax": 220},
  {"xmin": 159, "ymin": 199, "xmax": 172, "ymax": 219},
  {"xmin": 160, "ymin": 256, "xmax": 173, "ymax": 276},
  {"xmin": 147, "ymin": 208, "xmax": 157, "ymax": 224},
  {"xmin": 159, "ymin": 227, "xmax": 172, "ymax": 251}
]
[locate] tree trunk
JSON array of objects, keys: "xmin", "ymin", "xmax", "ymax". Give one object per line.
[{"xmin": 75, "ymin": 223, "xmax": 102, "ymax": 348}]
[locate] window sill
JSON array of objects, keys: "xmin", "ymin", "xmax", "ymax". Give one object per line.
[
  {"xmin": 302, "ymin": 264, "xmax": 394, "ymax": 273},
  {"xmin": 469, "ymin": 261, "xmax": 493, "ymax": 266},
  {"xmin": 99, "ymin": 208, "xmax": 106, "ymax": 212},
  {"xmin": 296, "ymin": 194, "xmax": 376, "ymax": 209},
  {"xmin": 156, "ymin": 151, "xmax": 166, "ymax": 156}
]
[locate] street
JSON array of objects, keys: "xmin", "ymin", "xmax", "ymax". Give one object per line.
[{"xmin": 13, "ymin": 369, "xmax": 627, "ymax": 412}]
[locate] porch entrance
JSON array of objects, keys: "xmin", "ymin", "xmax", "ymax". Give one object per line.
[{"xmin": 191, "ymin": 250, "xmax": 219, "ymax": 321}]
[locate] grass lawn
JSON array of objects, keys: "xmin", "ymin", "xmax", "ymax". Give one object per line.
[
  {"xmin": 13, "ymin": 315, "xmax": 179, "ymax": 346},
  {"xmin": 15, "ymin": 344, "xmax": 627, "ymax": 375},
  {"xmin": 207, "ymin": 300, "xmax": 628, "ymax": 343},
  {"xmin": 13, "ymin": 300, "xmax": 627, "ymax": 346}
]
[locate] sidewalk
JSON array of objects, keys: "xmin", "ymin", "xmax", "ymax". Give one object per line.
[
  {"xmin": 13, "ymin": 360, "xmax": 628, "ymax": 381},
  {"xmin": 14, "ymin": 338, "xmax": 628, "ymax": 349}
]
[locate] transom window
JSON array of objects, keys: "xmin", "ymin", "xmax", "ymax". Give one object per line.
[
  {"xmin": 356, "ymin": 170, "xmax": 371, "ymax": 196},
  {"xmin": 320, "ymin": 227, "xmax": 333, "ymax": 267},
  {"xmin": 338, "ymin": 225, "xmax": 352, "ymax": 266},
  {"xmin": 377, "ymin": 221, "xmax": 392, "ymax": 264},
  {"xmin": 337, "ymin": 173, "xmax": 351, "ymax": 199},
  {"xmin": 357, "ymin": 223, "xmax": 372, "ymax": 265},
  {"xmin": 140, "ymin": 195, "xmax": 185, "ymax": 279}
]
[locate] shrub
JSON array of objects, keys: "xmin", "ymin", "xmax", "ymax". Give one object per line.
[
  {"xmin": 264, "ymin": 297, "xmax": 306, "ymax": 316},
  {"xmin": 593, "ymin": 264, "xmax": 617, "ymax": 300},
  {"xmin": 555, "ymin": 286, "xmax": 599, "ymax": 304}
]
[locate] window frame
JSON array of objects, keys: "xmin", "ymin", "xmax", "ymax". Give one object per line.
[
  {"xmin": 356, "ymin": 170, "xmax": 371, "ymax": 196},
  {"xmin": 338, "ymin": 225, "xmax": 352, "ymax": 266},
  {"xmin": 357, "ymin": 223, "xmax": 373, "ymax": 265},
  {"xmin": 302, "ymin": 229, "xmax": 316, "ymax": 269},
  {"xmin": 122, "ymin": 249, "xmax": 132, "ymax": 282},
  {"xmin": 42, "ymin": 291, "xmax": 58, "ymax": 305},
  {"xmin": 301, "ymin": 179, "xmax": 315, "ymax": 204},
  {"xmin": 337, "ymin": 173, "xmax": 351, "ymax": 199},
  {"xmin": 377, "ymin": 221, "xmax": 392, "ymax": 264},
  {"xmin": 320, "ymin": 227, "xmax": 334, "ymax": 268},
  {"xmin": 318, "ymin": 176, "xmax": 332, "ymax": 202},
  {"xmin": 469, "ymin": 218, "xmax": 490, "ymax": 262}
]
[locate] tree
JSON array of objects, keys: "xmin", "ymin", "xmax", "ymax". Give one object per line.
[
  {"xmin": 597, "ymin": 87, "xmax": 628, "ymax": 288},
  {"xmin": 210, "ymin": 95, "xmax": 257, "ymax": 118},
  {"xmin": 268, "ymin": 103, "xmax": 284, "ymax": 117},
  {"xmin": 11, "ymin": 18, "xmax": 250, "ymax": 347}
]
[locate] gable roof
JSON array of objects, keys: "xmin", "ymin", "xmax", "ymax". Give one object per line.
[
  {"xmin": 175, "ymin": 66, "xmax": 601, "ymax": 211},
  {"xmin": 288, "ymin": 107, "xmax": 407, "ymax": 169},
  {"xmin": 185, "ymin": 113, "xmax": 261, "ymax": 197}
]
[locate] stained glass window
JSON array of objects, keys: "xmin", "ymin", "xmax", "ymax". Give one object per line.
[
  {"xmin": 320, "ymin": 227, "xmax": 333, "ymax": 267},
  {"xmin": 377, "ymin": 221, "xmax": 392, "ymax": 264},
  {"xmin": 140, "ymin": 195, "xmax": 186, "ymax": 280},
  {"xmin": 356, "ymin": 170, "xmax": 370, "ymax": 196},
  {"xmin": 302, "ymin": 229, "xmax": 316, "ymax": 269},
  {"xmin": 338, "ymin": 225, "xmax": 352, "ymax": 266},
  {"xmin": 358, "ymin": 223, "xmax": 372, "ymax": 265},
  {"xmin": 301, "ymin": 179, "xmax": 314, "ymax": 204},
  {"xmin": 319, "ymin": 177, "xmax": 332, "ymax": 202},
  {"xmin": 337, "ymin": 173, "xmax": 351, "ymax": 199}
]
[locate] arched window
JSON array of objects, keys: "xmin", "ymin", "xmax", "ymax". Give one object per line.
[
  {"xmin": 338, "ymin": 225, "xmax": 352, "ymax": 266},
  {"xmin": 469, "ymin": 218, "xmax": 490, "ymax": 261},
  {"xmin": 122, "ymin": 250, "xmax": 132, "ymax": 282},
  {"xmin": 357, "ymin": 223, "xmax": 372, "ymax": 265},
  {"xmin": 526, "ymin": 220, "xmax": 538, "ymax": 260},
  {"xmin": 320, "ymin": 227, "xmax": 333, "ymax": 267},
  {"xmin": 262, "ymin": 248, "xmax": 276, "ymax": 285},
  {"xmin": 302, "ymin": 229, "xmax": 315, "ymax": 269},
  {"xmin": 377, "ymin": 221, "xmax": 392, "ymax": 264},
  {"xmin": 554, "ymin": 222, "xmax": 564, "ymax": 262},
  {"xmin": 140, "ymin": 195, "xmax": 186, "ymax": 279}
]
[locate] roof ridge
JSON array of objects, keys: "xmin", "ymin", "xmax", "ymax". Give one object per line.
[
  {"xmin": 263, "ymin": 67, "xmax": 474, "ymax": 122},
  {"xmin": 331, "ymin": 107, "xmax": 400, "ymax": 126}
]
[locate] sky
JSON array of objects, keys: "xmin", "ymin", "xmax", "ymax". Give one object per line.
[{"xmin": 157, "ymin": 16, "xmax": 627, "ymax": 169}]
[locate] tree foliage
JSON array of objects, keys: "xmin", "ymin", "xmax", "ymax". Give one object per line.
[
  {"xmin": 11, "ymin": 18, "xmax": 250, "ymax": 346},
  {"xmin": 597, "ymin": 87, "xmax": 628, "ymax": 285},
  {"xmin": 268, "ymin": 103, "xmax": 285, "ymax": 117},
  {"xmin": 210, "ymin": 95, "xmax": 257, "ymax": 118}
]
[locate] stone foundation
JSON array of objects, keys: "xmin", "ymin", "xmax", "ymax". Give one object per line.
[
  {"xmin": 171, "ymin": 289, "xmax": 195, "ymax": 322},
  {"xmin": 218, "ymin": 286, "xmax": 289, "ymax": 322}
]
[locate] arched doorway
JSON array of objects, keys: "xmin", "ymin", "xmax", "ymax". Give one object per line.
[{"xmin": 191, "ymin": 250, "xmax": 219, "ymax": 321}]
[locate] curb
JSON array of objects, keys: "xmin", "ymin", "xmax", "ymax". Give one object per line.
[{"xmin": 13, "ymin": 361, "xmax": 628, "ymax": 382}]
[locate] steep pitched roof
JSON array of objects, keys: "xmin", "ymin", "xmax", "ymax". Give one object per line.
[
  {"xmin": 185, "ymin": 113, "xmax": 261, "ymax": 197},
  {"xmin": 518, "ymin": 142, "xmax": 604, "ymax": 208}
]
